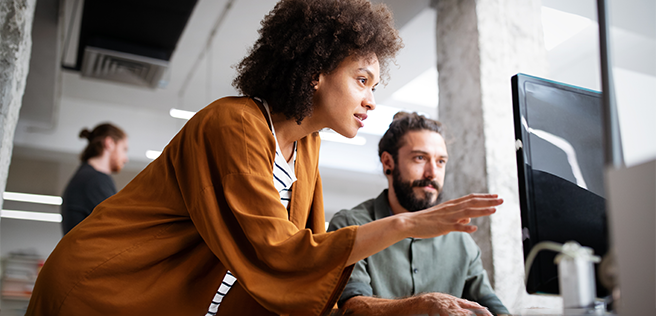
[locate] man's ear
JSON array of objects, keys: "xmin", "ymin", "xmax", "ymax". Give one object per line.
[
  {"xmin": 103, "ymin": 137, "xmax": 116, "ymax": 151},
  {"xmin": 380, "ymin": 152, "xmax": 395, "ymax": 175}
]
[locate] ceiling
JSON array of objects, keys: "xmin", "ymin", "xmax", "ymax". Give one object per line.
[
  {"xmin": 9, "ymin": 0, "xmax": 656, "ymax": 215},
  {"xmin": 73, "ymin": 0, "xmax": 198, "ymax": 68},
  {"xmin": 15, "ymin": 0, "xmax": 439, "ymax": 170}
]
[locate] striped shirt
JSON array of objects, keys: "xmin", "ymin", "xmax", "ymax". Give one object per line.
[{"xmin": 206, "ymin": 98, "xmax": 297, "ymax": 315}]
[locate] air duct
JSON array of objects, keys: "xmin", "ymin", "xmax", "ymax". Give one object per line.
[{"xmin": 80, "ymin": 46, "xmax": 168, "ymax": 89}]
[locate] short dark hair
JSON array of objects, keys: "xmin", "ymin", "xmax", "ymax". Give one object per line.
[
  {"xmin": 378, "ymin": 112, "xmax": 444, "ymax": 163},
  {"xmin": 79, "ymin": 123, "xmax": 126, "ymax": 162},
  {"xmin": 233, "ymin": 0, "xmax": 403, "ymax": 123}
]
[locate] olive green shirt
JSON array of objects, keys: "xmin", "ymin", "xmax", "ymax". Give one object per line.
[{"xmin": 328, "ymin": 190, "xmax": 509, "ymax": 315}]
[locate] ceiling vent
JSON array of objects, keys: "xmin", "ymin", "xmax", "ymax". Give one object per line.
[{"xmin": 81, "ymin": 46, "xmax": 169, "ymax": 89}]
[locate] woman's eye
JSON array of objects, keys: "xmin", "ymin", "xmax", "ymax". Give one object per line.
[{"xmin": 359, "ymin": 78, "xmax": 367, "ymax": 85}]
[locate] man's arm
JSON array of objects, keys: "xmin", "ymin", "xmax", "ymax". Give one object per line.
[
  {"xmin": 461, "ymin": 236, "xmax": 510, "ymax": 315},
  {"xmin": 341, "ymin": 293, "xmax": 492, "ymax": 316}
]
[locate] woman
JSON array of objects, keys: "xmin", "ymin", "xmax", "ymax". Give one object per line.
[{"xmin": 26, "ymin": 1, "xmax": 501, "ymax": 315}]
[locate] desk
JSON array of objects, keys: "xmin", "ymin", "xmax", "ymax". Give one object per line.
[{"xmin": 515, "ymin": 309, "xmax": 615, "ymax": 316}]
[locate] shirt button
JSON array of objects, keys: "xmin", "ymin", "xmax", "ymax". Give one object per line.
[{"xmin": 413, "ymin": 268, "xmax": 419, "ymax": 274}]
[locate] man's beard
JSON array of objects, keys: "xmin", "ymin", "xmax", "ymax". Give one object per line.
[
  {"xmin": 109, "ymin": 154, "xmax": 122, "ymax": 173},
  {"xmin": 392, "ymin": 168, "xmax": 443, "ymax": 212}
]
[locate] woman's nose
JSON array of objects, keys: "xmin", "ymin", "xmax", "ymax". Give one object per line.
[{"xmin": 363, "ymin": 90, "xmax": 376, "ymax": 111}]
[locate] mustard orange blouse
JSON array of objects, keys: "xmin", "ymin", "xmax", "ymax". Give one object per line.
[{"xmin": 26, "ymin": 97, "xmax": 357, "ymax": 316}]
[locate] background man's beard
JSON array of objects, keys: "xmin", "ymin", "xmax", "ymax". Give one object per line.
[
  {"xmin": 110, "ymin": 157, "xmax": 122, "ymax": 173},
  {"xmin": 392, "ymin": 168, "xmax": 443, "ymax": 212}
]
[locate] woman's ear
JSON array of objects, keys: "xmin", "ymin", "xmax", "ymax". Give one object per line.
[{"xmin": 313, "ymin": 73, "xmax": 323, "ymax": 90}]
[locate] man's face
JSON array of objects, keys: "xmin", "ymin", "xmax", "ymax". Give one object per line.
[
  {"xmin": 109, "ymin": 137, "xmax": 129, "ymax": 173},
  {"xmin": 391, "ymin": 130, "xmax": 448, "ymax": 212}
]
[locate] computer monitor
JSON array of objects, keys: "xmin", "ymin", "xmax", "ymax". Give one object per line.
[{"xmin": 511, "ymin": 73, "xmax": 609, "ymax": 298}]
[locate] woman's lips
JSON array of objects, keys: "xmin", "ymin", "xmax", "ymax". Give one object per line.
[{"xmin": 354, "ymin": 113, "xmax": 367, "ymax": 127}]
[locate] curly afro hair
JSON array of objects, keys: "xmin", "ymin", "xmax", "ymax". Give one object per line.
[{"xmin": 233, "ymin": 0, "xmax": 403, "ymax": 124}]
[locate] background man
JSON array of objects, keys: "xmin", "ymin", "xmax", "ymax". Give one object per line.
[
  {"xmin": 61, "ymin": 123, "xmax": 128, "ymax": 235},
  {"xmin": 328, "ymin": 112, "xmax": 509, "ymax": 315}
]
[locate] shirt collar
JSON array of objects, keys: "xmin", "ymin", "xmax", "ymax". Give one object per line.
[{"xmin": 373, "ymin": 189, "xmax": 395, "ymax": 221}]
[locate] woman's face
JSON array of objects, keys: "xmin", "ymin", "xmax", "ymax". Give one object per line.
[{"xmin": 313, "ymin": 55, "xmax": 380, "ymax": 138}]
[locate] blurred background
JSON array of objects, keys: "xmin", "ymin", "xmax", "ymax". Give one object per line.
[{"xmin": 1, "ymin": 0, "xmax": 654, "ymax": 313}]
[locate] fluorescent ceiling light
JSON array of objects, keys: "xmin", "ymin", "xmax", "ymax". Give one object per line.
[
  {"xmin": 390, "ymin": 67, "xmax": 438, "ymax": 108},
  {"xmin": 541, "ymin": 6, "xmax": 593, "ymax": 51},
  {"xmin": 168, "ymin": 105, "xmax": 409, "ymax": 140},
  {"xmin": 319, "ymin": 131, "xmax": 366, "ymax": 146},
  {"xmin": 1, "ymin": 209, "xmax": 62, "ymax": 223},
  {"xmin": 146, "ymin": 150, "xmax": 162, "ymax": 160},
  {"xmin": 3, "ymin": 192, "xmax": 62, "ymax": 205},
  {"xmin": 170, "ymin": 108, "xmax": 196, "ymax": 120}
]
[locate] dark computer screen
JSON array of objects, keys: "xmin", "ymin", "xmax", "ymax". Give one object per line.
[{"xmin": 511, "ymin": 73, "xmax": 609, "ymax": 297}]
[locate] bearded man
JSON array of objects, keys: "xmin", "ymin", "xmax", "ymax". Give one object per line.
[{"xmin": 328, "ymin": 112, "xmax": 509, "ymax": 316}]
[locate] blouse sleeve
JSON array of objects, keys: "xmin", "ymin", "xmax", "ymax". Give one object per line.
[{"xmin": 170, "ymin": 98, "xmax": 357, "ymax": 315}]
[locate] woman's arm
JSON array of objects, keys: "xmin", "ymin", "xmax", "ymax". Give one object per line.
[{"xmin": 346, "ymin": 193, "xmax": 502, "ymax": 266}]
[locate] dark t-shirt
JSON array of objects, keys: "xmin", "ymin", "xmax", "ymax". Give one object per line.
[{"xmin": 61, "ymin": 163, "xmax": 116, "ymax": 234}]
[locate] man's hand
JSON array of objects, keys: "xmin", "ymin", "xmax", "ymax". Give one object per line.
[
  {"xmin": 417, "ymin": 292, "xmax": 492, "ymax": 316},
  {"xmin": 341, "ymin": 293, "xmax": 492, "ymax": 316}
]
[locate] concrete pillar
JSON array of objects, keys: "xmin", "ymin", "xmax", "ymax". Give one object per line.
[
  {"xmin": 433, "ymin": 0, "xmax": 560, "ymax": 312},
  {"xmin": 0, "ymin": 0, "xmax": 37, "ymax": 232},
  {"xmin": 433, "ymin": 0, "xmax": 491, "ymax": 285}
]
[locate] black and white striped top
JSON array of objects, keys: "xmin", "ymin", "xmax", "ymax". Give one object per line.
[{"xmin": 205, "ymin": 98, "xmax": 297, "ymax": 315}]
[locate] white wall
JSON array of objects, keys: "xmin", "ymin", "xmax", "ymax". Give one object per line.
[{"xmin": 545, "ymin": 0, "xmax": 656, "ymax": 167}]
